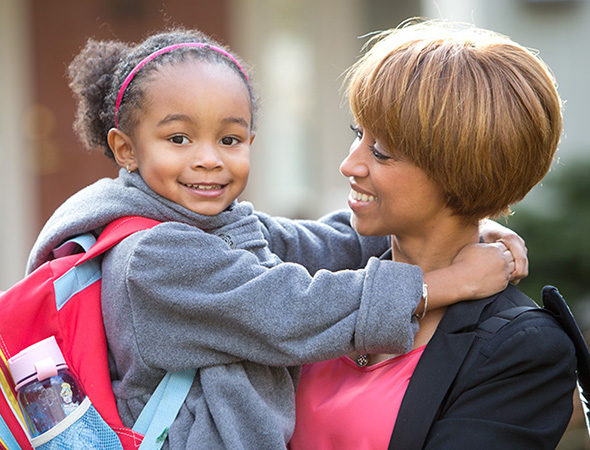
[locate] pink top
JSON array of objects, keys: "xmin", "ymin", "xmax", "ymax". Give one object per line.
[{"xmin": 289, "ymin": 346, "xmax": 425, "ymax": 450}]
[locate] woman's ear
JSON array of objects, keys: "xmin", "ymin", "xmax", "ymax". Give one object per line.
[{"xmin": 108, "ymin": 128, "xmax": 137, "ymax": 172}]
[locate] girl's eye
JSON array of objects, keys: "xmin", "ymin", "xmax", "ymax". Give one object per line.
[
  {"xmin": 169, "ymin": 135, "xmax": 189, "ymax": 145},
  {"xmin": 220, "ymin": 136, "xmax": 240, "ymax": 146}
]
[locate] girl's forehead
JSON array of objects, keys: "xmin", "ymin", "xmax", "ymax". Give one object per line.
[
  {"xmin": 148, "ymin": 59, "xmax": 249, "ymax": 98},
  {"xmin": 141, "ymin": 60, "xmax": 252, "ymax": 123},
  {"xmin": 148, "ymin": 58, "xmax": 236, "ymax": 81}
]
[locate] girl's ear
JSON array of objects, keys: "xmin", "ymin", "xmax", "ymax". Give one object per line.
[{"xmin": 108, "ymin": 128, "xmax": 137, "ymax": 172}]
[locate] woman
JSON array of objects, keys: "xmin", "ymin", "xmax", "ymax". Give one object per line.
[{"xmin": 290, "ymin": 20, "xmax": 577, "ymax": 449}]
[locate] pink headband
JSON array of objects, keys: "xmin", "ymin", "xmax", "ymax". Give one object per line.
[{"xmin": 114, "ymin": 42, "xmax": 249, "ymax": 128}]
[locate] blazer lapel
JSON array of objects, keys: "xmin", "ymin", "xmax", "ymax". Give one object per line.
[{"xmin": 388, "ymin": 296, "xmax": 498, "ymax": 449}]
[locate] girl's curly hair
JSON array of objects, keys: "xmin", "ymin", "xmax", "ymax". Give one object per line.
[{"xmin": 67, "ymin": 28, "xmax": 257, "ymax": 160}]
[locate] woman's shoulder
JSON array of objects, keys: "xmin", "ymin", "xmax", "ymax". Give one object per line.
[
  {"xmin": 443, "ymin": 285, "xmax": 576, "ymax": 360},
  {"xmin": 477, "ymin": 286, "xmax": 569, "ymax": 336},
  {"xmin": 471, "ymin": 287, "xmax": 576, "ymax": 369}
]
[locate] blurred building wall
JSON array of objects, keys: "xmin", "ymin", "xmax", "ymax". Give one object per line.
[
  {"xmin": 228, "ymin": 0, "xmax": 365, "ymax": 219},
  {"xmin": 0, "ymin": 0, "xmax": 36, "ymax": 288}
]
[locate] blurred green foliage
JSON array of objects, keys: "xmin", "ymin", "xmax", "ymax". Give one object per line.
[{"xmin": 503, "ymin": 160, "xmax": 590, "ymax": 327}]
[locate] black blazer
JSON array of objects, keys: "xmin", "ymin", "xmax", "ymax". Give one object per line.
[{"xmin": 389, "ymin": 285, "xmax": 578, "ymax": 449}]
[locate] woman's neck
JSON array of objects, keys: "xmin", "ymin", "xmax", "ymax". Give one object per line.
[
  {"xmin": 390, "ymin": 218, "xmax": 480, "ymax": 350},
  {"xmin": 389, "ymin": 219, "xmax": 480, "ymax": 273}
]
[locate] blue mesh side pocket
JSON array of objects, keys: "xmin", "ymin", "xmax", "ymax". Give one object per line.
[{"xmin": 31, "ymin": 397, "xmax": 123, "ymax": 450}]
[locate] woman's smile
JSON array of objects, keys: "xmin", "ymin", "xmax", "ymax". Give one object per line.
[
  {"xmin": 349, "ymin": 188, "xmax": 377, "ymax": 203},
  {"xmin": 347, "ymin": 187, "xmax": 378, "ymax": 214}
]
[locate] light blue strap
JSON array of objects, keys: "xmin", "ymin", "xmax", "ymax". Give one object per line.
[
  {"xmin": 50, "ymin": 232, "xmax": 102, "ymax": 311},
  {"xmin": 0, "ymin": 414, "xmax": 21, "ymax": 450},
  {"xmin": 53, "ymin": 259, "xmax": 102, "ymax": 311},
  {"xmin": 134, "ymin": 369, "xmax": 197, "ymax": 450},
  {"xmin": 52, "ymin": 233, "xmax": 97, "ymax": 259}
]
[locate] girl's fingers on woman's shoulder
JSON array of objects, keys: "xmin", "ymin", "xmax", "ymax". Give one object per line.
[{"xmin": 498, "ymin": 236, "xmax": 529, "ymax": 283}]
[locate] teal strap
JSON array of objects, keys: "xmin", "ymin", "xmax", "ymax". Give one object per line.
[
  {"xmin": 53, "ymin": 259, "xmax": 101, "ymax": 311},
  {"xmin": 0, "ymin": 414, "xmax": 21, "ymax": 450},
  {"xmin": 52, "ymin": 233, "xmax": 97, "ymax": 259},
  {"xmin": 135, "ymin": 369, "xmax": 197, "ymax": 450}
]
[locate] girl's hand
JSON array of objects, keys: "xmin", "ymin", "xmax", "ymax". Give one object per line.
[
  {"xmin": 451, "ymin": 242, "xmax": 515, "ymax": 300},
  {"xmin": 424, "ymin": 242, "xmax": 514, "ymax": 309},
  {"xmin": 479, "ymin": 219, "xmax": 528, "ymax": 284}
]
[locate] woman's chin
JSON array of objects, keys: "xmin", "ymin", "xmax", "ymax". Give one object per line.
[{"xmin": 350, "ymin": 216, "xmax": 388, "ymax": 237}]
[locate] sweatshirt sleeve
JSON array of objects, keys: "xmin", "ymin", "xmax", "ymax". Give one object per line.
[
  {"xmin": 109, "ymin": 222, "xmax": 421, "ymax": 372},
  {"xmin": 255, "ymin": 209, "xmax": 390, "ymax": 273}
]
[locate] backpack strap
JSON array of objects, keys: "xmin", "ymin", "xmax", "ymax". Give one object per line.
[
  {"xmin": 52, "ymin": 216, "xmax": 161, "ymax": 312},
  {"xmin": 97, "ymin": 217, "xmax": 195, "ymax": 448},
  {"xmin": 51, "ymin": 216, "xmax": 161, "ymax": 262},
  {"xmin": 78, "ymin": 216, "xmax": 162, "ymax": 264},
  {"xmin": 134, "ymin": 369, "xmax": 197, "ymax": 450},
  {"xmin": 52, "ymin": 233, "xmax": 97, "ymax": 259},
  {"xmin": 475, "ymin": 286, "xmax": 590, "ymax": 440},
  {"xmin": 476, "ymin": 305, "xmax": 536, "ymax": 338},
  {"xmin": 542, "ymin": 285, "xmax": 590, "ymax": 436}
]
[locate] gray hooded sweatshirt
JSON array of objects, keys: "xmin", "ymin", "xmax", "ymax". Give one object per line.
[{"xmin": 27, "ymin": 169, "xmax": 422, "ymax": 449}]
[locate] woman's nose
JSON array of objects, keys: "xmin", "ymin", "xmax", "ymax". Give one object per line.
[{"xmin": 340, "ymin": 142, "xmax": 367, "ymax": 178}]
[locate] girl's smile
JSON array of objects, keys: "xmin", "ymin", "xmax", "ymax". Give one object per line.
[
  {"xmin": 180, "ymin": 182, "xmax": 227, "ymax": 193},
  {"xmin": 180, "ymin": 182, "xmax": 228, "ymax": 198}
]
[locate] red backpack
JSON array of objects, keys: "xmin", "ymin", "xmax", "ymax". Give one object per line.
[{"xmin": 0, "ymin": 216, "xmax": 195, "ymax": 450}]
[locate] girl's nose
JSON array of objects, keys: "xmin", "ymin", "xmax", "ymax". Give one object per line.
[{"xmin": 192, "ymin": 144, "xmax": 223, "ymax": 170}]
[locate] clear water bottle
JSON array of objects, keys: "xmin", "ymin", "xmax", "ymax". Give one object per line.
[{"xmin": 7, "ymin": 336, "xmax": 84, "ymax": 437}]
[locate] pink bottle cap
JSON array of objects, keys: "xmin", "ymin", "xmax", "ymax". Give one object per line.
[{"xmin": 7, "ymin": 336, "xmax": 68, "ymax": 391}]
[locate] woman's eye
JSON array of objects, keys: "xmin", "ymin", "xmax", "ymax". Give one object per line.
[
  {"xmin": 350, "ymin": 124, "xmax": 391, "ymax": 160},
  {"xmin": 350, "ymin": 124, "xmax": 363, "ymax": 139},
  {"xmin": 169, "ymin": 135, "xmax": 189, "ymax": 145},
  {"xmin": 221, "ymin": 136, "xmax": 240, "ymax": 146},
  {"xmin": 370, "ymin": 145, "xmax": 391, "ymax": 161}
]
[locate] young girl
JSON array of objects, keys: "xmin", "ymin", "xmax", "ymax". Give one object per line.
[{"xmin": 27, "ymin": 28, "xmax": 523, "ymax": 448}]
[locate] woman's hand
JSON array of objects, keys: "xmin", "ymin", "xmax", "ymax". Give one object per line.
[{"xmin": 479, "ymin": 219, "xmax": 528, "ymax": 284}]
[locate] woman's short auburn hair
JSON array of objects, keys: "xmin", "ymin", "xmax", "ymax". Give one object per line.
[{"xmin": 346, "ymin": 20, "xmax": 562, "ymax": 222}]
